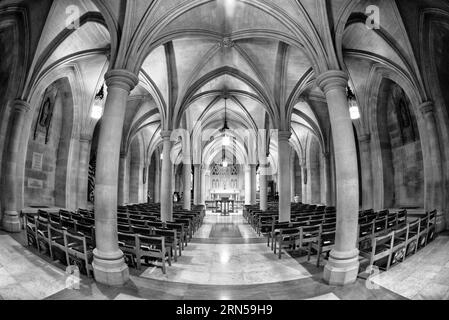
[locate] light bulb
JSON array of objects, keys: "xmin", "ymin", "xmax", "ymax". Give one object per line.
[
  {"xmin": 160, "ymin": 153, "xmax": 164, "ymax": 160},
  {"xmin": 222, "ymin": 160, "xmax": 228, "ymax": 168}
]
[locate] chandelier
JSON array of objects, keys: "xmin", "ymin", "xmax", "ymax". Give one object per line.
[{"xmin": 220, "ymin": 96, "xmax": 231, "ymax": 146}]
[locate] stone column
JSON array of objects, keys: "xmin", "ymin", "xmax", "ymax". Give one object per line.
[
  {"xmin": 249, "ymin": 164, "xmax": 257, "ymax": 205},
  {"xmin": 244, "ymin": 166, "xmax": 251, "ymax": 205},
  {"xmin": 259, "ymin": 158, "xmax": 268, "ymax": 211},
  {"xmin": 316, "ymin": 70, "xmax": 359, "ymax": 286},
  {"xmin": 300, "ymin": 159, "xmax": 307, "ymax": 204},
  {"xmin": 2, "ymin": 100, "xmax": 30, "ymax": 232},
  {"xmin": 290, "ymin": 152, "xmax": 296, "ymax": 201},
  {"xmin": 142, "ymin": 166, "xmax": 148, "ymax": 203},
  {"xmin": 278, "ymin": 131, "xmax": 292, "ymax": 222},
  {"xmin": 183, "ymin": 160, "xmax": 191, "ymax": 211},
  {"xmin": 154, "ymin": 153, "xmax": 161, "ymax": 203},
  {"xmin": 204, "ymin": 169, "xmax": 211, "ymax": 201},
  {"xmin": 118, "ymin": 153, "xmax": 126, "ymax": 204},
  {"xmin": 77, "ymin": 135, "xmax": 92, "ymax": 209},
  {"xmin": 171, "ymin": 165, "xmax": 179, "ymax": 194},
  {"xmin": 200, "ymin": 167, "xmax": 206, "ymax": 205},
  {"xmin": 323, "ymin": 152, "xmax": 333, "ymax": 206},
  {"xmin": 193, "ymin": 164, "xmax": 201, "ymax": 205},
  {"xmin": 160, "ymin": 131, "xmax": 173, "ymax": 222},
  {"xmin": 419, "ymin": 102, "xmax": 445, "ymax": 231},
  {"xmin": 129, "ymin": 158, "xmax": 140, "ymax": 204},
  {"xmin": 358, "ymin": 134, "xmax": 373, "ymax": 210},
  {"xmin": 92, "ymin": 69, "xmax": 138, "ymax": 286}
]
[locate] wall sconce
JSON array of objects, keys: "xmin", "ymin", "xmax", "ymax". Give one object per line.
[
  {"xmin": 90, "ymin": 84, "xmax": 104, "ymax": 119},
  {"xmin": 347, "ymin": 85, "xmax": 360, "ymax": 120}
]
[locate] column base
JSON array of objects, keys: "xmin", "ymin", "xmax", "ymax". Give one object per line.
[
  {"xmin": 2, "ymin": 211, "xmax": 22, "ymax": 233},
  {"xmin": 92, "ymin": 249, "xmax": 129, "ymax": 286},
  {"xmin": 323, "ymin": 249, "xmax": 360, "ymax": 286}
]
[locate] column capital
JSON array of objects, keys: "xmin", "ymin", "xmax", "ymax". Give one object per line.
[
  {"xmin": 419, "ymin": 101, "xmax": 435, "ymax": 116},
  {"xmin": 12, "ymin": 99, "xmax": 31, "ymax": 113},
  {"xmin": 316, "ymin": 70, "xmax": 349, "ymax": 95},
  {"xmin": 322, "ymin": 151, "xmax": 331, "ymax": 159},
  {"xmin": 358, "ymin": 133, "xmax": 371, "ymax": 143},
  {"xmin": 119, "ymin": 151, "xmax": 127, "ymax": 158},
  {"xmin": 193, "ymin": 163, "xmax": 201, "ymax": 168},
  {"xmin": 160, "ymin": 130, "xmax": 172, "ymax": 139},
  {"xmin": 105, "ymin": 69, "xmax": 139, "ymax": 93},
  {"xmin": 278, "ymin": 131, "xmax": 292, "ymax": 141}
]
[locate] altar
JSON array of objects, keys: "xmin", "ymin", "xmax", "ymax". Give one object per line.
[{"xmin": 210, "ymin": 190, "xmax": 241, "ymax": 201}]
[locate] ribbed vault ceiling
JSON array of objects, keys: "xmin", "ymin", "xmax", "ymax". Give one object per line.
[{"xmin": 15, "ymin": 0, "xmax": 430, "ymax": 168}]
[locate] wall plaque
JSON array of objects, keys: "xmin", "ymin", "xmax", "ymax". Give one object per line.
[
  {"xmin": 31, "ymin": 153, "xmax": 43, "ymax": 171},
  {"xmin": 28, "ymin": 178, "xmax": 43, "ymax": 189}
]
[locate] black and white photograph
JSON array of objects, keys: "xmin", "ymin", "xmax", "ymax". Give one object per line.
[{"xmin": 0, "ymin": 0, "xmax": 449, "ymax": 310}]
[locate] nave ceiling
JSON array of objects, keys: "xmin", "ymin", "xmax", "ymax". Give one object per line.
[{"xmin": 1, "ymin": 0, "xmax": 447, "ymax": 173}]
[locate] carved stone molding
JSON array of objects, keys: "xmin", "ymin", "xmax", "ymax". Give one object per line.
[{"xmin": 218, "ymin": 37, "xmax": 235, "ymax": 48}]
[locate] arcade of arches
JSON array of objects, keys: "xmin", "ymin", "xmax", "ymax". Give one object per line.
[{"xmin": 1, "ymin": 0, "xmax": 449, "ymax": 300}]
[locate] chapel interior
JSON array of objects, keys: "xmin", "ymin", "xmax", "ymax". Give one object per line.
[{"xmin": 1, "ymin": 0, "xmax": 449, "ymax": 300}]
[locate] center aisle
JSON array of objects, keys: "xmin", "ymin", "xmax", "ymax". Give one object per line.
[
  {"xmin": 137, "ymin": 211, "xmax": 315, "ymax": 285},
  {"xmin": 42, "ymin": 210, "xmax": 405, "ymax": 300}
]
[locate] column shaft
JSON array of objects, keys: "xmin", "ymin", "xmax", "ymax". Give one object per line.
[
  {"xmin": 77, "ymin": 137, "xmax": 92, "ymax": 209},
  {"xmin": 200, "ymin": 168, "xmax": 206, "ymax": 205},
  {"xmin": 160, "ymin": 131, "xmax": 173, "ymax": 222},
  {"xmin": 183, "ymin": 161, "xmax": 191, "ymax": 211},
  {"xmin": 117, "ymin": 154, "xmax": 128, "ymax": 205},
  {"xmin": 92, "ymin": 69, "xmax": 138, "ymax": 286},
  {"xmin": 290, "ymin": 153, "xmax": 296, "ymax": 201},
  {"xmin": 317, "ymin": 70, "xmax": 359, "ymax": 286},
  {"xmin": 154, "ymin": 155, "xmax": 161, "ymax": 203},
  {"xmin": 193, "ymin": 164, "xmax": 201, "ymax": 205},
  {"xmin": 259, "ymin": 162, "xmax": 268, "ymax": 211},
  {"xmin": 244, "ymin": 166, "xmax": 251, "ymax": 205},
  {"xmin": 2, "ymin": 100, "xmax": 30, "ymax": 232},
  {"xmin": 323, "ymin": 153, "xmax": 333, "ymax": 206},
  {"xmin": 278, "ymin": 131, "xmax": 292, "ymax": 222},
  {"xmin": 301, "ymin": 160, "xmax": 307, "ymax": 204},
  {"xmin": 250, "ymin": 164, "xmax": 257, "ymax": 205}
]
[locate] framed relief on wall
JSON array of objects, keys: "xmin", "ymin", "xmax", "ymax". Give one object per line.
[{"xmin": 33, "ymin": 92, "xmax": 55, "ymax": 144}]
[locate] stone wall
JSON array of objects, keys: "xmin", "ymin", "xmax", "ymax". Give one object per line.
[
  {"xmin": 379, "ymin": 80, "xmax": 424, "ymax": 208},
  {"xmin": 23, "ymin": 81, "xmax": 71, "ymax": 207}
]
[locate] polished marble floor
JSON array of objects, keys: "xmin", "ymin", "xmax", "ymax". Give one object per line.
[
  {"xmin": 2, "ymin": 211, "xmax": 448, "ymax": 300},
  {"xmin": 0, "ymin": 234, "xmax": 67, "ymax": 299},
  {"xmin": 371, "ymin": 233, "xmax": 449, "ymax": 300},
  {"xmin": 138, "ymin": 212, "xmax": 315, "ymax": 285}
]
